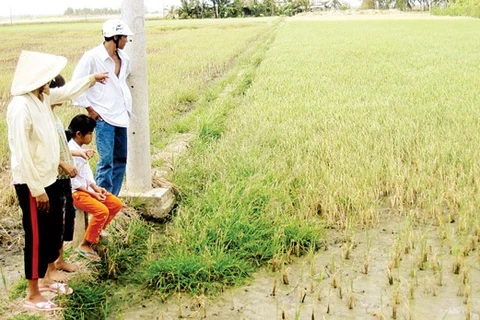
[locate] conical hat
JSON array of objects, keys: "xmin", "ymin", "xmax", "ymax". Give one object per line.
[{"xmin": 11, "ymin": 51, "xmax": 67, "ymax": 96}]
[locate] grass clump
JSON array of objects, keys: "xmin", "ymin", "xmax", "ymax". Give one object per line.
[
  {"xmin": 96, "ymin": 214, "xmax": 154, "ymax": 281},
  {"xmin": 145, "ymin": 205, "xmax": 322, "ymax": 296},
  {"xmin": 61, "ymin": 212, "xmax": 155, "ymax": 318},
  {"xmin": 145, "ymin": 120, "xmax": 324, "ymax": 296},
  {"xmin": 198, "ymin": 112, "xmax": 226, "ymax": 143},
  {"xmin": 8, "ymin": 277, "xmax": 27, "ymax": 300},
  {"xmin": 61, "ymin": 275, "xmax": 114, "ymax": 320},
  {"xmin": 146, "ymin": 250, "xmax": 253, "ymax": 295}
]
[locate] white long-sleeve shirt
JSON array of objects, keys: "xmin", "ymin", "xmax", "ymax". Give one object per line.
[
  {"xmin": 68, "ymin": 139, "xmax": 95, "ymax": 193},
  {"xmin": 7, "ymin": 76, "xmax": 96, "ymax": 197},
  {"xmin": 72, "ymin": 44, "xmax": 132, "ymax": 128}
]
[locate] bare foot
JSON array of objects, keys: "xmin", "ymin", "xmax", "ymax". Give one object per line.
[
  {"xmin": 44, "ymin": 269, "xmax": 68, "ymax": 283},
  {"xmin": 55, "ymin": 261, "xmax": 79, "ymax": 273},
  {"xmin": 78, "ymin": 244, "xmax": 101, "ymax": 261},
  {"xmin": 78, "ymin": 243, "xmax": 96, "ymax": 254},
  {"xmin": 25, "ymin": 292, "xmax": 49, "ymax": 304}
]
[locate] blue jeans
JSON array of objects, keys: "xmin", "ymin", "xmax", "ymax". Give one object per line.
[{"xmin": 95, "ymin": 120, "xmax": 127, "ymax": 196}]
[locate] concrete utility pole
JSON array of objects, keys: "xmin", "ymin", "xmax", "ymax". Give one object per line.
[
  {"xmin": 119, "ymin": 0, "xmax": 175, "ymax": 221},
  {"xmin": 121, "ymin": 0, "xmax": 152, "ymax": 192}
]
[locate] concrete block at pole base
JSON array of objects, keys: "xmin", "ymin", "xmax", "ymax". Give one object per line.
[{"xmin": 120, "ymin": 187, "xmax": 175, "ymax": 220}]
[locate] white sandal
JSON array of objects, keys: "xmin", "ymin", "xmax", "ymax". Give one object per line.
[
  {"xmin": 39, "ymin": 282, "xmax": 73, "ymax": 295},
  {"xmin": 23, "ymin": 300, "xmax": 62, "ymax": 311}
]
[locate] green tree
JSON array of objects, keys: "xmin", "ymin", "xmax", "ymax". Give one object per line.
[
  {"xmin": 64, "ymin": 7, "xmax": 74, "ymax": 15},
  {"xmin": 262, "ymin": 0, "xmax": 277, "ymax": 15},
  {"xmin": 178, "ymin": 0, "xmax": 196, "ymax": 18},
  {"xmin": 360, "ymin": 0, "xmax": 375, "ymax": 9}
]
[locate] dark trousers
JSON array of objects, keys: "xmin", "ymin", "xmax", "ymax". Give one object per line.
[
  {"xmin": 15, "ymin": 180, "xmax": 63, "ymax": 280},
  {"xmin": 58, "ymin": 178, "xmax": 75, "ymax": 242}
]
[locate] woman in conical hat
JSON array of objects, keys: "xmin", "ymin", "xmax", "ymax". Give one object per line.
[{"xmin": 7, "ymin": 50, "xmax": 108, "ymax": 311}]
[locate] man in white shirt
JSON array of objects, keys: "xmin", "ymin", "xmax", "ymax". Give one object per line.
[{"xmin": 72, "ymin": 19, "xmax": 134, "ymax": 196}]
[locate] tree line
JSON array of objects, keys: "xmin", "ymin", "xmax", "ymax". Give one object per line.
[
  {"xmin": 168, "ymin": 0, "xmax": 478, "ymax": 18},
  {"xmin": 170, "ymin": 0, "xmax": 349, "ymax": 18},
  {"xmin": 62, "ymin": 0, "xmax": 479, "ymax": 20}
]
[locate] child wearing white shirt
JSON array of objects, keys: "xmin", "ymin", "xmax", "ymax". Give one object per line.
[{"xmin": 67, "ymin": 114, "xmax": 122, "ymax": 260}]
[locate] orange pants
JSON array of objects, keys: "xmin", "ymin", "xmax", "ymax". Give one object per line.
[{"xmin": 72, "ymin": 190, "xmax": 122, "ymax": 244}]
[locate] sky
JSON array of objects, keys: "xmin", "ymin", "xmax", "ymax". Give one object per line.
[{"xmin": 0, "ymin": 0, "xmax": 175, "ymax": 17}]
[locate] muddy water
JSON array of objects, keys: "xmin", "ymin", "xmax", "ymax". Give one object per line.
[{"xmin": 124, "ymin": 214, "xmax": 480, "ymax": 319}]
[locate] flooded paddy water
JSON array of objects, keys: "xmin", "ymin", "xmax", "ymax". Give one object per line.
[{"xmin": 124, "ymin": 213, "xmax": 480, "ymax": 319}]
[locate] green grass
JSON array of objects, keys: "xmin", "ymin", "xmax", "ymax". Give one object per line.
[
  {"xmin": 8, "ymin": 277, "xmax": 27, "ymax": 300},
  {"xmin": 146, "ymin": 18, "xmax": 280, "ymax": 150},
  {"xmin": 60, "ymin": 275, "xmax": 114, "ymax": 320},
  {"xmin": 145, "ymin": 17, "xmax": 480, "ymax": 295},
  {"xmin": 56, "ymin": 213, "xmax": 154, "ymax": 319},
  {"xmin": 95, "ymin": 215, "xmax": 154, "ymax": 281},
  {"xmin": 146, "ymin": 250, "xmax": 253, "ymax": 295},
  {"xmin": 142, "ymin": 17, "xmax": 327, "ymax": 295}
]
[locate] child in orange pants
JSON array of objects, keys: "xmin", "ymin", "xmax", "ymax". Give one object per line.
[{"xmin": 67, "ymin": 114, "xmax": 122, "ymax": 260}]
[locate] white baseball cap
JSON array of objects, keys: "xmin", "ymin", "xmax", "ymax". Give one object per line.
[{"xmin": 102, "ymin": 19, "xmax": 134, "ymax": 37}]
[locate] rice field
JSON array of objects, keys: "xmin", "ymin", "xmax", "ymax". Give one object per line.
[{"xmin": 1, "ymin": 11, "xmax": 480, "ymax": 319}]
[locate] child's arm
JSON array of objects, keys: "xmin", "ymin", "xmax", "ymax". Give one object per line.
[
  {"xmin": 71, "ymin": 149, "xmax": 95, "ymax": 160},
  {"xmin": 90, "ymin": 183, "xmax": 107, "ymax": 196},
  {"xmin": 75, "ymin": 186, "xmax": 106, "ymax": 202},
  {"xmin": 59, "ymin": 161, "xmax": 78, "ymax": 178}
]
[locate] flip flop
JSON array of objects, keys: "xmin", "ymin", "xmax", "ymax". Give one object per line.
[
  {"xmin": 23, "ymin": 300, "xmax": 62, "ymax": 311},
  {"xmin": 77, "ymin": 248, "xmax": 101, "ymax": 261},
  {"xmin": 39, "ymin": 282, "xmax": 73, "ymax": 295}
]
